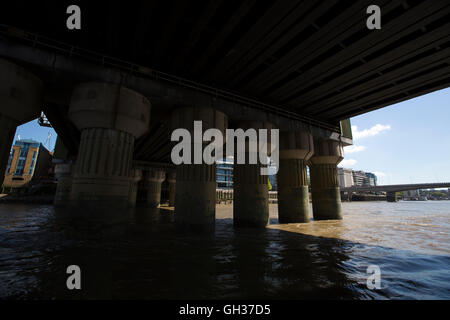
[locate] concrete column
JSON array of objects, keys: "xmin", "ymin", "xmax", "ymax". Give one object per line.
[
  {"xmin": 68, "ymin": 82, "xmax": 150, "ymax": 207},
  {"xmin": 309, "ymin": 139, "xmax": 344, "ymax": 220},
  {"xmin": 128, "ymin": 168, "xmax": 142, "ymax": 207},
  {"xmin": 233, "ymin": 121, "xmax": 275, "ymax": 228},
  {"xmin": 147, "ymin": 169, "xmax": 165, "ymax": 208},
  {"xmin": 171, "ymin": 107, "xmax": 227, "ymax": 232},
  {"xmin": 277, "ymin": 131, "xmax": 314, "ymax": 223},
  {"xmin": 0, "ymin": 115, "xmax": 16, "ymax": 186},
  {"xmin": 0, "ymin": 58, "xmax": 43, "ymax": 186},
  {"xmin": 136, "ymin": 170, "xmax": 148, "ymax": 204},
  {"xmin": 167, "ymin": 171, "xmax": 176, "ymax": 207},
  {"xmin": 386, "ymin": 191, "xmax": 397, "ymax": 202},
  {"xmin": 54, "ymin": 162, "xmax": 74, "ymax": 206}
]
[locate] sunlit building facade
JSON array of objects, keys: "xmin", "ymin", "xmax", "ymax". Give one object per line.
[{"xmin": 3, "ymin": 139, "xmax": 52, "ymax": 189}]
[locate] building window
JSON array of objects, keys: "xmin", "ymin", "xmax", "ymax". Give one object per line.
[
  {"xmin": 29, "ymin": 160, "xmax": 35, "ymax": 174},
  {"xmin": 28, "ymin": 150, "xmax": 37, "ymax": 175},
  {"xmin": 6, "ymin": 149, "xmax": 15, "ymax": 173}
]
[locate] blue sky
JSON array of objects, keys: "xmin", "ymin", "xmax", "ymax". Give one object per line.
[
  {"xmin": 13, "ymin": 120, "xmax": 57, "ymax": 152},
  {"xmin": 340, "ymin": 87, "xmax": 450, "ymax": 185},
  {"xmin": 12, "ymin": 87, "xmax": 450, "ymax": 185}
]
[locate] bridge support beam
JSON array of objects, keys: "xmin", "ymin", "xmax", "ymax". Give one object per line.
[
  {"xmin": 0, "ymin": 58, "xmax": 43, "ymax": 187},
  {"xmin": 233, "ymin": 121, "xmax": 275, "ymax": 228},
  {"xmin": 171, "ymin": 107, "xmax": 227, "ymax": 232},
  {"xmin": 386, "ymin": 191, "xmax": 397, "ymax": 202},
  {"xmin": 68, "ymin": 82, "xmax": 151, "ymax": 208},
  {"xmin": 277, "ymin": 131, "xmax": 314, "ymax": 223},
  {"xmin": 309, "ymin": 139, "xmax": 344, "ymax": 220},
  {"xmin": 146, "ymin": 169, "xmax": 165, "ymax": 208}
]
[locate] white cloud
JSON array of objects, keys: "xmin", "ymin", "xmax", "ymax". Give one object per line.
[
  {"xmin": 344, "ymin": 145, "xmax": 366, "ymax": 154},
  {"xmin": 373, "ymin": 171, "xmax": 386, "ymax": 177},
  {"xmin": 352, "ymin": 124, "xmax": 391, "ymax": 139},
  {"xmin": 339, "ymin": 159, "xmax": 357, "ymax": 168}
]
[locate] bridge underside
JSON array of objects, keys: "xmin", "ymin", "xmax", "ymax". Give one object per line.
[{"xmin": 1, "ymin": 1, "xmax": 449, "ymax": 121}]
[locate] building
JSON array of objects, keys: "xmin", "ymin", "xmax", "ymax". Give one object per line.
[
  {"xmin": 3, "ymin": 139, "xmax": 52, "ymax": 190},
  {"xmin": 216, "ymin": 158, "xmax": 277, "ymax": 190},
  {"xmin": 216, "ymin": 158, "xmax": 233, "ymax": 189},
  {"xmin": 365, "ymin": 172, "xmax": 377, "ymax": 186},
  {"xmin": 338, "ymin": 168, "xmax": 354, "ymax": 188},
  {"xmin": 403, "ymin": 190, "xmax": 420, "ymax": 199},
  {"xmin": 352, "ymin": 170, "xmax": 367, "ymax": 187},
  {"xmin": 352, "ymin": 170, "xmax": 377, "ymax": 187}
]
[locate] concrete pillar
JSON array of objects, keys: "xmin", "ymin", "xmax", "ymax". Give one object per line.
[
  {"xmin": 167, "ymin": 171, "xmax": 176, "ymax": 207},
  {"xmin": 233, "ymin": 121, "xmax": 275, "ymax": 228},
  {"xmin": 387, "ymin": 191, "xmax": 397, "ymax": 202},
  {"xmin": 277, "ymin": 131, "xmax": 314, "ymax": 223},
  {"xmin": 128, "ymin": 168, "xmax": 142, "ymax": 207},
  {"xmin": 68, "ymin": 82, "xmax": 150, "ymax": 207},
  {"xmin": 147, "ymin": 169, "xmax": 165, "ymax": 208},
  {"xmin": 136, "ymin": 170, "xmax": 149, "ymax": 204},
  {"xmin": 54, "ymin": 162, "xmax": 74, "ymax": 206},
  {"xmin": 0, "ymin": 58, "xmax": 43, "ymax": 186},
  {"xmin": 309, "ymin": 139, "xmax": 344, "ymax": 220},
  {"xmin": 171, "ymin": 107, "xmax": 227, "ymax": 232},
  {"xmin": 0, "ymin": 115, "xmax": 16, "ymax": 187}
]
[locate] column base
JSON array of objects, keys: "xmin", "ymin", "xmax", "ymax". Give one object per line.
[
  {"xmin": 233, "ymin": 160, "xmax": 269, "ymax": 228},
  {"xmin": 70, "ymin": 176, "xmax": 132, "ymax": 208},
  {"xmin": 311, "ymin": 187, "xmax": 343, "ymax": 220},
  {"xmin": 147, "ymin": 181, "xmax": 162, "ymax": 208},
  {"xmin": 174, "ymin": 164, "xmax": 216, "ymax": 233},
  {"xmin": 386, "ymin": 191, "xmax": 397, "ymax": 202},
  {"xmin": 54, "ymin": 176, "xmax": 73, "ymax": 207},
  {"xmin": 278, "ymin": 185, "xmax": 310, "ymax": 223},
  {"xmin": 233, "ymin": 184, "xmax": 269, "ymax": 228},
  {"xmin": 168, "ymin": 182, "xmax": 176, "ymax": 207},
  {"xmin": 54, "ymin": 163, "xmax": 74, "ymax": 207},
  {"xmin": 277, "ymin": 158, "xmax": 310, "ymax": 223},
  {"xmin": 0, "ymin": 114, "xmax": 17, "ymax": 187}
]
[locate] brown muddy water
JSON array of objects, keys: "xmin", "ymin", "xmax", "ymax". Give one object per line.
[{"xmin": 0, "ymin": 201, "xmax": 449, "ymax": 299}]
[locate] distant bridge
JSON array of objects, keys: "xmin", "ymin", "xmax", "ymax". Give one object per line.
[
  {"xmin": 341, "ymin": 183, "xmax": 450, "ymax": 202},
  {"xmin": 341, "ymin": 182, "xmax": 450, "ymax": 193}
]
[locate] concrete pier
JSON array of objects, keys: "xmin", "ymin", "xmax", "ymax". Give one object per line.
[
  {"xmin": 167, "ymin": 171, "xmax": 176, "ymax": 207},
  {"xmin": 233, "ymin": 159, "xmax": 269, "ymax": 228},
  {"xmin": 277, "ymin": 131, "xmax": 314, "ymax": 223},
  {"xmin": 68, "ymin": 82, "xmax": 150, "ymax": 208},
  {"xmin": 171, "ymin": 107, "xmax": 227, "ymax": 232},
  {"xmin": 233, "ymin": 121, "xmax": 275, "ymax": 228},
  {"xmin": 136, "ymin": 170, "xmax": 149, "ymax": 205},
  {"xmin": 0, "ymin": 58, "xmax": 43, "ymax": 186},
  {"xmin": 309, "ymin": 139, "xmax": 344, "ymax": 220},
  {"xmin": 386, "ymin": 191, "xmax": 398, "ymax": 202},
  {"xmin": 128, "ymin": 168, "xmax": 142, "ymax": 207},
  {"xmin": 146, "ymin": 169, "xmax": 165, "ymax": 208},
  {"xmin": 54, "ymin": 162, "xmax": 74, "ymax": 207}
]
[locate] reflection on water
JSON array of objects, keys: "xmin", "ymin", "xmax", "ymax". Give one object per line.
[{"xmin": 0, "ymin": 201, "xmax": 449, "ymax": 299}]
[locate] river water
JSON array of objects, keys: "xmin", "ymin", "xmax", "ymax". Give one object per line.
[{"xmin": 0, "ymin": 201, "xmax": 449, "ymax": 299}]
